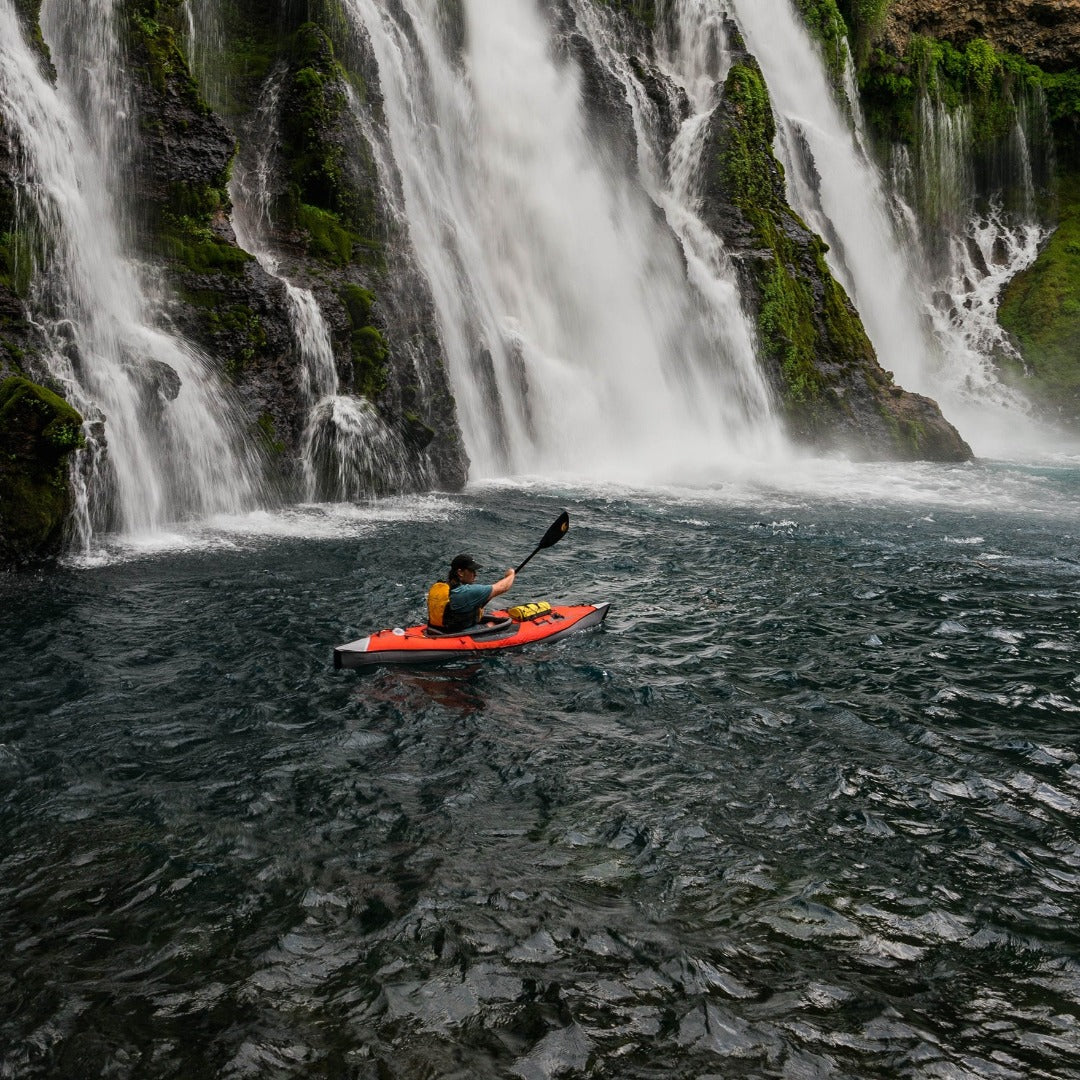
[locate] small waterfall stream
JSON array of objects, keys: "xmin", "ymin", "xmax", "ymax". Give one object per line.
[
  {"xmin": 890, "ymin": 92, "xmax": 1047, "ymax": 430},
  {"xmin": 0, "ymin": 0, "xmax": 260, "ymax": 548}
]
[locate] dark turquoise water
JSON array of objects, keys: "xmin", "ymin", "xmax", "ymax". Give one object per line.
[{"xmin": 2, "ymin": 468, "xmax": 1079, "ymax": 1079}]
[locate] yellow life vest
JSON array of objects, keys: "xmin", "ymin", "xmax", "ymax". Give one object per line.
[
  {"xmin": 427, "ymin": 581, "xmax": 485, "ymax": 631},
  {"xmin": 427, "ymin": 581, "xmax": 450, "ymax": 628}
]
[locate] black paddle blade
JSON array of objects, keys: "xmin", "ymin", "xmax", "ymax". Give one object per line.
[
  {"xmin": 514, "ymin": 511, "xmax": 570, "ymax": 574},
  {"xmin": 538, "ymin": 510, "xmax": 570, "ymax": 550}
]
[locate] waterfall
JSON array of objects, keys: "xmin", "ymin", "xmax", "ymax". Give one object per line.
[
  {"xmin": 888, "ymin": 91, "xmax": 1046, "ymax": 429},
  {"xmin": 0, "ymin": 0, "xmax": 261, "ymax": 549},
  {"xmin": 571, "ymin": 0, "xmax": 778, "ymax": 440},
  {"xmin": 225, "ymin": 67, "xmax": 422, "ymax": 501},
  {"xmin": 728, "ymin": 0, "xmax": 1050, "ymax": 455},
  {"xmin": 340, "ymin": 0, "xmax": 784, "ymax": 483},
  {"xmin": 728, "ymin": 0, "xmax": 934, "ymax": 385}
]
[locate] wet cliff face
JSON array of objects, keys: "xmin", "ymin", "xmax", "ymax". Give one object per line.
[
  {"xmin": 883, "ymin": 0, "xmax": 1080, "ymax": 73},
  {"xmin": 0, "ymin": 376, "xmax": 84, "ymax": 566},
  {"xmin": 123, "ymin": 3, "xmax": 468, "ymax": 495}
]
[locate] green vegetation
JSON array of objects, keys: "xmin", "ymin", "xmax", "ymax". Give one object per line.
[
  {"xmin": 255, "ymin": 411, "xmax": 285, "ymax": 455},
  {"xmin": 341, "ymin": 283, "xmax": 387, "ymax": 398},
  {"xmin": 716, "ymin": 60, "xmax": 831, "ymax": 407},
  {"xmin": 834, "ymin": 0, "xmax": 891, "ymax": 66},
  {"xmin": 860, "ymin": 36, "xmax": 1056, "ymax": 148},
  {"xmin": 0, "ymin": 227, "xmax": 34, "ymax": 298},
  {"xmin": 10, "ymin": 0, "xmax": 49, "ymax": 61},
  {"xmin": 0, "ymin": 376, "xmax": 84, "ymax": 564},
  {"xmin": 597, "ymin": 0, "xmax": 657, "ymax": 31},
  {"xmin": 158, "ymin": 181, "xmax": 253, "ymax": 273},
  {"xmin": 278, "ymin": 23, "xmax": 379, "ymax": 265},
  {"xmin": 997, "ymin": 176, "xmax": 1080, "ymax": 422},
  {"xmin": 0, "ymin": 167, "xmax": 36, "ymax": 299},
  {"xmin": 125, "ymin": 3, "xmax": 206, "ymax": 104},
  {"xmin": 793, "ymin": 0, "xmax": 850, "ymax": 90}
]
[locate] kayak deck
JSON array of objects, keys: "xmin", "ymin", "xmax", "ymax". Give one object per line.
[{"xmin": 334, "ymin": 602, "xmax": 610, "ymax": 669}]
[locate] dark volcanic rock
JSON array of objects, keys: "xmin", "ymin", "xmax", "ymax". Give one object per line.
[
  {"xmin": 0, "ymin": 376, "xmax": 84, "ymax": 568},
  {"xmin": 883, "ymin": 0, "xmax": 1080, "ymax": 73}
]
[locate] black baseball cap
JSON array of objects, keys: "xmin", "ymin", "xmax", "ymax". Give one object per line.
[{"xmin": 450, "ymin": 553, "xmax": 480, "ymax": 573}]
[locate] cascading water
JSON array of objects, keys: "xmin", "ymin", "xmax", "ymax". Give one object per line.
[
  {"xmin": 889, "ymin": 91, "xmax": 1048, "ymax": 437},
  {"xmin": 342, "ymin": 0, "xmax": 784, "ymax": 483},
  {"xmin": 728, "ymin": 0, "xmax": 1051, "ymax": 455},
  {"xmin": 216, "ymin": 57, "xmax": 423, "ymax": 502},
  {"xmin": 570, "ymin": 1, "xmax": 779, "ymax": 443},
  {"xmin": 0, "ymin": 0, "xmax": 260, "ymax": 549},
  {"xmin": 728, "ymin": 1, "xmax": 935, "ymax": 385}
]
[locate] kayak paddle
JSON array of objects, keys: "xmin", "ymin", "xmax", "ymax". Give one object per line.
[{"xmin": 515, "ymin": 510, "xmax": 569, "ymax": 574}]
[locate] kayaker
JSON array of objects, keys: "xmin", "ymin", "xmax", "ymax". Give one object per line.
[{"xmin": 428, "ymin": 554, "xmax": 515, "ymax": 632}]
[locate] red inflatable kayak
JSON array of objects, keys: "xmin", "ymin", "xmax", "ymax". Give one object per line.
[{"xmin": 334, "ymin": 601, "xmax": 610, "ymax": 669}]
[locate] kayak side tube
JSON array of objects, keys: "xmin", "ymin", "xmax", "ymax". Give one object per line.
[{"xmin": 334, "ymin": 602, "xmax": 610, "ymax": 669}]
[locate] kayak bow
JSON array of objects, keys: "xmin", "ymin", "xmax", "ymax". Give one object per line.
[{"xmin": 334, "ymin": 601, "xmax": 610, "ymax": 669}]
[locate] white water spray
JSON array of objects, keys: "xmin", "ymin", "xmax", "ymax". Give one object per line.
[
  {"xmin": 0, "ymin": 0, "xmax": 260, "ymax": 547},
  {"xmin": 343, "ymin": 0, "xmax": 784, "ymax": 483}
]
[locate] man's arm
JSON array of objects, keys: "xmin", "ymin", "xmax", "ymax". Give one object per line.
[{"xmin": 489, "ymin": 568, "xmax": 515, "ymax": 599}]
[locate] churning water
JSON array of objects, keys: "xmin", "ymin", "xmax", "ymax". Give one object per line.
[{"xmin": 2, "ymin": 468, "xmax": 1079, "ymax": 1078}]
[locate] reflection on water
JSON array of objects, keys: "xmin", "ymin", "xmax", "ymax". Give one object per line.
[{"xmin": 2, "ymin": 478, "xmax": 1079, "ymax": 1078}]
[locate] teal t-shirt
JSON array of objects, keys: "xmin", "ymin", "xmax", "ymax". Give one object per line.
[{"xmin": 448, "ymin": 583, "xmax": 493, "ymax": 614}]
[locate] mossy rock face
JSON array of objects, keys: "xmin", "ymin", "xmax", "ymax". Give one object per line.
[
  {"xmin": 998, "ymin": 178, "xmax": 1080, "ymax": 428},
  {"xmin": 276, "ymin": 22, "xmax": 380, "ymax": 267},
  {"xmin": 0, "ymin": 376, "xmax": 84, "ymax": 567},
  {"xmin": 793, "ymin": 0, "xmax": 851, "ymax": 91},
  {"xmin": 699, "ymin": 23, "xmax": 970, "ymax": 461},
  {"xmin": 597, "ymin": 0, "xmax": 658, "ymax": 31}
]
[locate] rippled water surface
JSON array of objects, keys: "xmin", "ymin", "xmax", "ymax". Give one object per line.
[{"xmin": 2, "ymin": 466, "xmax": 1080, "ymax": 1078}]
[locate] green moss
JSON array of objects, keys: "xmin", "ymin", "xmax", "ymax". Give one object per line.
[
  {"xmin": 126, "ymin": 5, "xmax": 207, "ymax": 106},
  {"xmin": 793, "ymin": 0, "xmax": 850, "ymax": 90},
  {"xmin": 718, "ymin": 60, "xmax": 824, "ymax": 406},
  {"xmin": 0, "ymin": 229, "xmax": 34, "ymax": 298},
  {"xmin": 255, "ymin": 411, "xmax": 285, "ymax": 455},
  {"xmin": 213, "ymin": 305, "xmax": 267, "ymax": 379},
  {"xmin": 272, "ymin": 23, "xmax": 382, "ymax": 267},
  {"xmin": 997, "ymin": 177, "xmax": 1080, "ymax": 420},
  {"xmin": 834, "ymin": 0, "xmax": 890, "ymax": 66},
  {"xmin": 341, "ymin": 283, "xmax": 387, "ymax": 398},
  {"xmin": 160, "ymin": 225, "xmax": 252, "ymax": 273},
  {"xmin": 860, "ymin": 36, "xmax": 1047, "ymax": 149},
  {"xmin": 713, "ymin": 56, "xmax": 879, "ymax": 421},
  {"xmin": 295, "ymin": 202, "xmax": 355, "ymax": 265},
  {"xmin": 759, "ymin": 263, "xmax": 823, "ymax": 403},
  {"xmin": 154, "ymin": 179, "xmax": 253, "ymax": 274},
  {"xmin": 11, "ymin": 0, "xmax": 49, "ymax": 62},
  {"xmin": 0, "ymin": 376, "xmax": 84, "ymax": 563},
  {"xmin": 176, "ymin": 289, "xmax": 266, "ymax": 378}
]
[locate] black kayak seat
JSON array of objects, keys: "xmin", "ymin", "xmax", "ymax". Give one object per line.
[{"xmin": 424, "ymin": 616, "xmax": 515, "ymax": 639}]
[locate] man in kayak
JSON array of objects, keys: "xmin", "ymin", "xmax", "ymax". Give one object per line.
[{"xmin": 428, "ymin": 554, "xmax": 515, "ymax": 632}]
